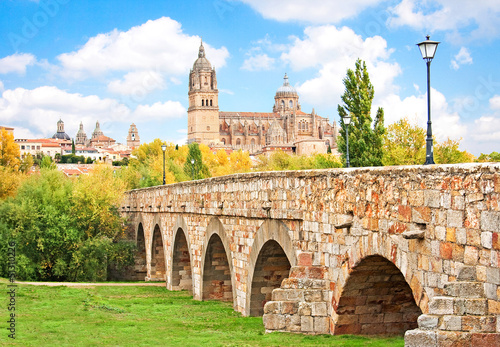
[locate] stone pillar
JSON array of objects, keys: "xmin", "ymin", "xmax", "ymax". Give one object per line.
[
  {"xmin": 263, "ymin": 252, "xmax": 331, "ymax": 334},
  {"xmin": 405, "ymin": 266, "xmax": 500, "ymax": 346}
]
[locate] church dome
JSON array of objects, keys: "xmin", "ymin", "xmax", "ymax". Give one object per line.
[
  {"xmin": 276, "ymin": 73, "xmax": 297, "ymax": 96},
  {"xmin": 52, "ymin": 119, "xmax": 71, "ymax": 140},
  {"xmin": 193, "ymin": 41, "xmax": 212, "ymax": 71}
]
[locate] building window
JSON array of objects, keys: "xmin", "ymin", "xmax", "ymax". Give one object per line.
[
  {"xmin": 26, "ymin": 145, "xmax": 30, "ymax": 150},
  {"xmin": 236, "ymin": 138, "xmax": 241, "ymax": 146},
  {"xmin": 281, "ymin": 100, "xmax": 285, "ymax": 108},
  {"xmin": 289, "ymin": 100, "xmax": 293, "ymax": 108},
  {"xmin": 202, "ymin": 99, "xmax": 205, "ymax": 106},
  {"xmin": 251, "ymin": 138, "xmax": 255, "ymax": 146},
  {"xmin": 210, "ymin": 99, "xmax": 213, "ymax": 106},
  {"xmin": 222, "ymin": 138, "xmax": 226, "ymax": 145},
  {"xmin": 21, "ymin": 145, "xmax": 25, "ymax": 150},
  {"xmin": 207, "ymin": 126, "xmax": 210, "ymax": 131}
]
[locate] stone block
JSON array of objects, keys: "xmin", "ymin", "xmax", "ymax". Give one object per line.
[
  {"xmin": 445, "ymin": 281, "xmax": 485, "ymax": 298},
  {"xmin": 272, "ymin": 289, "xmax": 287, "ymax": 301},
  {"xmin": 457, "ymin": 266, "xmax": 477, "ymax": 281},
  {"xmin": 298, "ymin": 302, "xmax": 312, "ymax": 316},
  {"xmin": 488, "ymin": 299, "xmax": 500, "ymax": 314},
  {"xmin": 311, "ymin": 302, "xmax": 327, "ymax": 316},
  {"xmin": 424, "ymin": 190, "xmax": 441, "ymax": 208},
  {"xmin": 470, "ymin": 333, "xmax": 500, "ymax": 347},
  {"xmin": 313, "ymin": 316, "xmax": 330, "ymax": 334},
  {"xmin": 441, "ymin": 315, "xmax": 462, "ymax": 331},
  {"xmin": 435, "ymin": 331, "xmax": 472, "ymax": 347},
  {"xmin": 429, "ymin": 296, "xmax": 454, "ymax": 315},
  {"xmin": 482, "ymin": 231, "xmax": 493, "ymax": 249},
  {"xmin": 281, "ymin": 301, "xmax": 298, "ymax": 315},
  {"xmin": 487, "ymin": 267, "xmax": 500, "ymax": 285},
  {"xmin": 301, "ymin": 316, "xmax": 314, "ymax": 332},
  {"xmin": 464, "ymin": 298, "xmax": 488, "ymax": 315},
  {"xmin": 482, "ymin": 211, "xmax": 500, "ymax": 232},
  {"xmin": 297, "ymin": 252, "xmax": 313, "ymax": 266},
  {"xmin": 263, "ymin": 313, "xmax": 286, "ymax": 330},
  {"xmin": 463, "ymin": 246, "xmax": 479, "ymax": 265},
  {"xmin": 413, "ymin": 206, "xmax": 431, "ymax": 224},
  {"xmin": 404, "ymin": 329, "xmax": 437, "ymax": 347},
  {"xmin": 447, "ymin": 210, "xmax": 464, "ymax": 228},
  {"xmin": 304, "ymin": 290, "xmax": 322, "ymax": 302},
  {"xmin": 462, "ymin": 316, "xmax": 497, "ymax": 332},
  {"xmin": 418, "ymin": 314, "xmax": 439, "ymax": 330},
  {"xmin": 263, "ymin": 301, "xmax": 280, "ymax": 314}
]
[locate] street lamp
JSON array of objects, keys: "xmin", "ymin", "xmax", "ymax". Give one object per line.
[
  {"xmin": 161, "ymin": 144, "xmax": 167, "ymax": 185},
  {"xmin": 342, "ymin": 114, "xmax": 351, "ymax": 168},
  {"xmin": 417, "ymin": 35, "xmax": 440, "ymax": 165},
  {"xmin": 190, "ymin": 158, "xmax": 195, "ymax": 180}
]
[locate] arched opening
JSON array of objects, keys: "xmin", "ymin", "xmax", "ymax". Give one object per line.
[
  {"xmin": 150, "ymin": 225, "xmax": 166, "ymax": 281},
  {"xmin": 281, "ymin": 100, "xmax": 285, "ymax": 108},
  {"xmin": 318, "ymin": 127, "xmax": 323, "ymax": 139},
  {"xmin": 210, "ymin": 100, "xmax": 213, "ymax": 106},
  {"xmin": 203, "ymin": 234, "xmax": 232, "ymax": 302},
  {"xmin": 202, "ymin": 99, "xmax": 205, "ymax": 106},
  {"xmin": 172, "ymin": 228, "xmax": 192, "ymax": 293},
  {"xmin": 251, "ymin": 138, "xmax": 255, "ymax": 146},
  {"xmin": 335, "ymin": 255, "xmax": 422, "ymax": 336},
  {"xmin": 288, "ymin": 100, "xmax": 293, "ymax": 108},
  {"xmin": 236, "ymin": 138, "xmax": 241, "ymax": 146},
  {"xmin": 135, "ymin": 223, "xmax": 147, "ymax": 280},
  {"xmin": 250, "ymin": 240, "xmax": 291, "ymax": 316},
  {"xmin": 221, "ymin": 138, "xmax": 226, "ymax": 145}
]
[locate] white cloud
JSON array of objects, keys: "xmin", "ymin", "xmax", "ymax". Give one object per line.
[
  {"xmin": 239, "ymin": 0, "xmax": 383, "ymax": 23},
  {"xmin": 451, "ymin": 47, "xmax": 473, "ymax": 70},
  {"xmin": 0, "ymin": 86, "xmax": 132, "ymax": 138},
  {"xmin": 241, "ymin": 53, "xmax": 275, "ymax": 71},
  {"xmin": 471, "ymin": 116, "xmax": 500, "ymax": 142},
  {"xmin": 108, "ymin": 70, "xmax": 166, "ymax": 95},
  {"xmin": 133, "ymin": 101, "xmax": 186, "ymax": 121},
  {"xmin": 57, "ymin": 17, "xmax": 229, "ymax": 79},
  {"xmin": 281, "ymin": 25, "xmax": 399, "ymax": 108},
  {"xmin": 388, "ymin": 0, "xmax": 500, "ymax": 42},
  {"xmin": 0, "ymin": 81, "xmax": 4, "ymax": 93},
  {"xmin": 489, "ymin": 95, "xmax": 500, "ymax": 110},
  {"xmin": 379, "ymin": 88, "xmax": 467, "ymax": 142},
  {"xmin": 0, "ymin": 53, "xmax": 36, "ymax": 75}
]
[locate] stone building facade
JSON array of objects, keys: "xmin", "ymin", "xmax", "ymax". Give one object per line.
[{"xmin": 188, "ymin": 42, "xmax": 338, "ymax": 155}]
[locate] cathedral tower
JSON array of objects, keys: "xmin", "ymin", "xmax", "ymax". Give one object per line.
[
  {"xmin": 127, "ymin": 123, "xmax": 140, "ymax": 149},
  {"xmin": 187, "ymin": 41, "xmax": 220, "ymax": 144}
]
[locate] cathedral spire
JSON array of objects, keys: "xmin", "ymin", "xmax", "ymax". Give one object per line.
[{"xmin": 198, "ymin": 39, "xmax": 205, "ymax": 58}]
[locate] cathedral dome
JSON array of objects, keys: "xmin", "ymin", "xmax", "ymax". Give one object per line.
[
  {"xmin": 52, "ymin": 119, "xmax": 71, "ymax": 140},
  {"xmin": 193, "ymin": 41, "xmax": 212, "ymax": 71},
  {"xmin": 276, "ymin": 73, "xmax": 297, "ymax": 96}
]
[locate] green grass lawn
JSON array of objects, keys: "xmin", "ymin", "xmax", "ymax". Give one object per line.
[{"xmin": 1, "ymin": 280, "xmax": 404, "ymax": 346}]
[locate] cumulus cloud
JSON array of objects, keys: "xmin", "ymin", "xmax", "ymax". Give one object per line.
[
  {"xmin": 241, "ymin": 53, "xmax": 275, "ymax": 71},
  {"xmin": 108, "ymin": 70, "xmax": 166, "ymax": 95},
  {"xmin": 281, "ymin": 25, "xmax": 399, "ymax": 108},
  {"xmin": 239, "ymin": 0, "xmax": 383, "ymax": 23},
  {"xmin": 0, "ymin": 86, "xmax": 186, "ymax": 139},
  {"xmin": 133, "ymin": 101, "xmax": 186, "ymax": 120},
  {"xmin": 451, "ymin": 47, "xmax": 473, "ymax": 70},
  {"xmin": 489, "ymin": 95, "xmax": 500, "ymax": 110},
  {"xmin": 388, "ymin": 0, "xmax": 500, "ymax": 42},
  {"xmin": 57, "ymin": 17, "xmax": 229, "ymax": 79},
  {"xmin": 0, "ymin": 81, "xmax": 4, "ymax": 93},
  {"xmin": 0, "ymin": 53, "xmax": 36, "ymax": 74}
]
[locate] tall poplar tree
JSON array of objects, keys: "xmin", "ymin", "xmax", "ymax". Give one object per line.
[{"xmin": 337, "ymin": 59, "xmax": 385, "ymax": 167}]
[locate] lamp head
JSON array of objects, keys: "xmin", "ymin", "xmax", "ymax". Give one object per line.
[
  {"xmin": 417, "ymin": 35, "xmax": 440, "ymax": 62},
  {"xmin": 161, "ymin": 144, "xmax": 167, "ymax": 151},
  {"xmin": 191, "ymin": 159, "xmax": 195, "ymax": 164},
  {"xmin": 342, "ymin": 114, "xmax": 351, "ymax": 126}
]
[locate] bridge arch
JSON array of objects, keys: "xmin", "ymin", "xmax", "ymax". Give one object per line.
[
  {"xmin": 169, "ymin": 216, "xmax": 193, "ymax": 293},
  {"xmin": 333, "ymin": 232, "xmax": 425, "ymax": 336},
  {"xmin": 150, "ymin": 218, "xmax": 166, "ymax": 281},
  {"xmin": 134, "ymin": 222, "xmax": 147, "ymax": 280},
  {"xmin": 200, "ymin": 217, "xmax": 236, "ymax": 306},
  {"xmin": 246, "ymin": 220, "xmax": 297, "ymax": 316}
]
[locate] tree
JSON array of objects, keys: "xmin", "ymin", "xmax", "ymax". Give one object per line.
[
  {"xmin": 184, "ymin": 143, "xmax": 210, "ymax": 180},
  {"xmin": 0, "ymin": 128, "xmax": 20, "ymax": 170},
  {"xmin": 337, "ymin": 59, "xmax": 385, "ymax": 167},
  {"xmin": 40, "ymin": 155, "xmax": 56, "ymax": 169},
  {"xmin": 434, "ymin": 138, "xmax": 475, "ymax": 164},
  {"xmin": 476, "ymin": 151, "xmax": 500, "ymax": 162},
  {"xmin": 383, "ymin": 117, "xmax": 426, "ymax": 165},
  {"xmin": 71, "ymin": 139, "xmax": 76, "ymax": 155}
]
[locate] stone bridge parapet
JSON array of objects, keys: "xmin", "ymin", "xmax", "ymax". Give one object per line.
[{"xmin": 121, "ymin": 163, "xmax": 500, "ymax": 346}]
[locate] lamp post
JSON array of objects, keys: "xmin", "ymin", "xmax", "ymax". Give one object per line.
[
  {"xmin": 417, "ymin": 35, "xmax": 440, "ymax": 165},
  {"xmin": 190, "ymin": 158, "xmax": 195, "ymax": 180},
  {"xmin": 342, "ymin": 114, "xmax": 351, "ymax": 168},
  {"xmin": 161, "ymin": 144, "xmax": 167, "ymax": 185}
]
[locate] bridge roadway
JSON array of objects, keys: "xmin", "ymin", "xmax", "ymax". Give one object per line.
[{"xmin": 120, "ymin": 163, "xmax": 500, "ymax": 346}]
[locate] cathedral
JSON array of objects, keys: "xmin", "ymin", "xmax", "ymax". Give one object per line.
[{"xmin": 187, "ymin": 42, "xmax": 338, "ymax": 155}]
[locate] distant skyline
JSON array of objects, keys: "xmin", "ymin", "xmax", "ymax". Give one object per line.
[{"xmin": 1, "ymin": 0, "xmax": 499, "ymax": 155}]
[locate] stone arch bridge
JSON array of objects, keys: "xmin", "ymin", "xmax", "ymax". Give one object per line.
[{"xmin": 120, "ymin": 163, "xmax": 500, "ymax": 346}]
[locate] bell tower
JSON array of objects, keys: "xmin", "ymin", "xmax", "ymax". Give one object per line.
[{"xmin": 187, "ymin": 40, "xmax": 220, "ymax": 145}]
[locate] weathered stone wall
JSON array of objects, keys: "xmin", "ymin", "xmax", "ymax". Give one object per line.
[{"xmin": 121, "ymin": 163, "xmax": 500, "ymax": 345}]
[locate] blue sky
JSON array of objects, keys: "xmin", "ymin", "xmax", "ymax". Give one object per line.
[{"xmin": 0, "ymin": 0, "xmax": 499, "ymax": 155}]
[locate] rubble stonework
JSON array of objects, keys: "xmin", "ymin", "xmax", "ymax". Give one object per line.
[{"xmin": 121, "ymin": 163, "xmax": 500, "ymax": 345}]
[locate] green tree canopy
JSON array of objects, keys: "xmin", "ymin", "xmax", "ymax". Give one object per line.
[
  {"xmin": 383, "ymin": 117, "xmax": 426, "ymax": 165},
  {"xmin": 337, "ymin": 59, "xmax": 385, "ymax": 167},
  {"xmin": 184, "ymin": 143, "xmax": 210, "ymax": 180}
]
